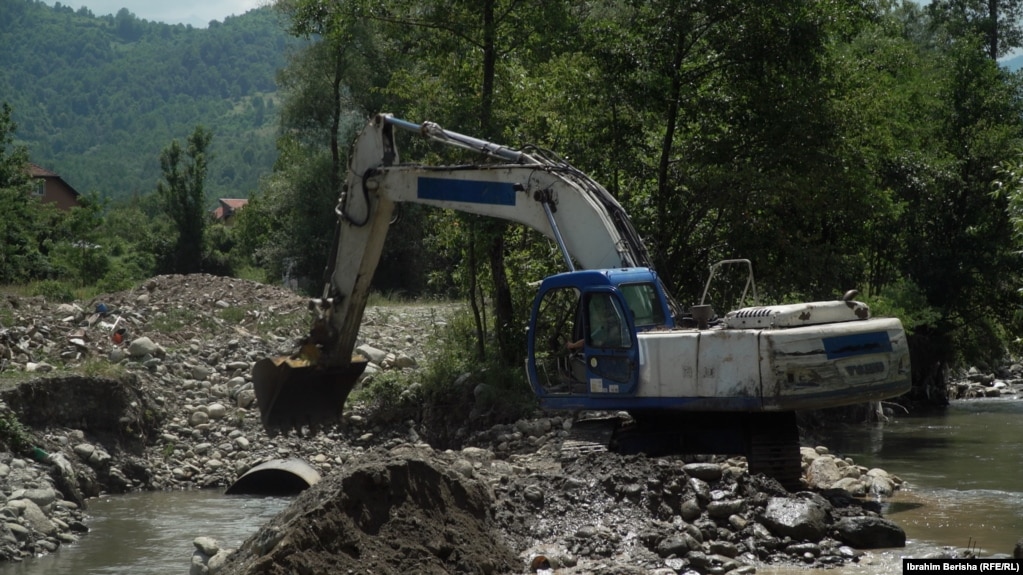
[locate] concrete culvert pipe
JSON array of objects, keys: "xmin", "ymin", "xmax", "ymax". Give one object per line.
[{"xmin": 225, "ymin": 458, "xmax": 321, "ymax": 496}]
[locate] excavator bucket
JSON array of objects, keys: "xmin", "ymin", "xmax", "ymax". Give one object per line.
[{"xmin": 252, "ymin": 355, "xmax": 368, "ymax": 435}]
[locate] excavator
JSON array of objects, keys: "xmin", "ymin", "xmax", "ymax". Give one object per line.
[{"xmin": 253, "ymin": 114, "xmax": 911, "ymax": 487}]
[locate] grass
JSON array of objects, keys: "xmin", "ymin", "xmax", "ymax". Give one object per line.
[
  {"xmin": 214, "ymin": 303, "xmax": 308, "ymax": 337},
  {"xmin": 4, "ymin": 280, "xmax": 108, "ymax": 303},
  {"xmin": 148, "ymin": 306, "xmax": 218, "ymax": 334},
  {"xmin": 80, "ymin": 358, "xmax": 128, "ymax": 378}
]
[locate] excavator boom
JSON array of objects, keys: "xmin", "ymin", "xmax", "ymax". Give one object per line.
[{"xmin": 253, "ymin": 114, "xmax": 670, "ymax": 434}]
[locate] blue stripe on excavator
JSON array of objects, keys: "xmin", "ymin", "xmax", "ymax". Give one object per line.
[
  {"xmin": 537, "ymin": 376, "xmax": 908, "ymax": 412},
  {"xmin": 822, "ymin": 331, "xmax": 892, "ymax": 360},
  {"xmin": 417, "ymin": 177, "xmax": 517, "ymax": 206}
]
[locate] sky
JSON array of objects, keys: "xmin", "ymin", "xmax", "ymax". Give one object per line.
[{"xmin": 57, "ymin": 0, "xmax": 265, "ymax": 28}]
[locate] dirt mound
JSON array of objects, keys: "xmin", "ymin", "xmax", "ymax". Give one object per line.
[{"xmin": 219, "ymin": 447, "xmax": 518, "ymax": 575}]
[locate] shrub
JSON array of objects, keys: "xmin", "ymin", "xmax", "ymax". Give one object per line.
[{"xmin": 31, "ymin": 279, "xmax": 75, "ymax": 303}]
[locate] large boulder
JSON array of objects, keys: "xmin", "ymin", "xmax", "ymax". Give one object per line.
[
  {"xmin": 833, "ymin": 516, "xmax": 906, "ymax": 549},
  {"xmin": 805, "ymin": 457, "xmax": 842, "ymax": 489},
  {"xmin": 760, "ymin": 496, "xmax": 828, "ymax": 541}
]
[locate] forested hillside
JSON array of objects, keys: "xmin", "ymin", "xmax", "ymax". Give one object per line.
[
  {"xmin": 4, "ymin": 0, "xmax": 1023, "ymax": 404},
  {"xmin": 0, "ymin": 0, "xmax": 296, "ymax": 200}
]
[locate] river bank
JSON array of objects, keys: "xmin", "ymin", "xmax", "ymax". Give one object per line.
[{"xmin": 0, "ymin": 274, "xmax": 996, "ymax": 573}]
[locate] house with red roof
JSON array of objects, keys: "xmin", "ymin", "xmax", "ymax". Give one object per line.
[
  {"xmin": 29, "ymin": 164, "xmax": 80, "ymax": 210},
  {"xmin": 212, "ymin": 198, "xmax": 249, "ymax": 224}
]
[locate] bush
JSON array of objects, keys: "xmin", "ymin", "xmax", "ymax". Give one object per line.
[
  {"xmin": 0, "ymin": 410, "xmax": 32, "ymax": 453},
  {"xmin": 31, "ymin": 279, "xmax": 75, "ymax": 303},
  {"xmin": 869, "ymin": 279, "xmax": 942, "ymax": 335},
  {"xmin": 417, "ymin": 310, "xmax": 537, "ymax": 429}
]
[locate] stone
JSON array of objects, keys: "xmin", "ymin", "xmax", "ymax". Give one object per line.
[
  {"xmin": 805, "ymin": 456, "xmax": 842, "ymax": 489},
  {"xmin": 19, "ymin": 488, "xmax": 57, "ymax": 509},
  {"xmin": 128, "ymin": 337, "xmax": 161, "ymax": 358},
  {"xmin": 355, "ymin": 344, "xmax": 388, "ymax": 365},
  {"xmin": 707, "ymin": 499, "xmax": 744, "ymax": 519},
  {"xmin": 20, "ymin": 499, "xmax": 56, "ymax": 536},
  {"xmin": 73, "ymin": 443, "xmax": 96, "ymax": 460},
  {"xmin": 207, "ymin": 403, "xmax": 228, "ymax": 419},
  {"xmin": 761, "ymin": 496, "xmax": 828, "ymax": 541},
  {"xmin": 189, "ymin": 411, "xmax": 210, "ymax": 426},
  {"xmin": 833, "ymin": 516, "xmax": 906, "ymax": 549},
  {"xmin": 236, "ymin": 389, "xmax": 256, "ymax": 409},
  {"xmin": 207, "ymin": 549, "xmax": 232, "ymax": 574},
  {"xmin": 655, "ymin": 534, "xmax": 694, "ymax": 557},
  {"xmin": 683, "ymin": 462, "xmax": 723, "ymax": 482},
  {"xmin": 192, "ymin": 364, "xmax": 215, "ymax": 380},
  {"xmin": 523, "ymin": 484, "xmax": 545, "ymax": 504}
]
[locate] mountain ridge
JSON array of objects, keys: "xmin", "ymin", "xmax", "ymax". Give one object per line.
[{"xmin": 0, "ymin": 0, "xmax": 298, "ymax": 203}]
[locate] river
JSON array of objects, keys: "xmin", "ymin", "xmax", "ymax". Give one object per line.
[
  {"xmin": 0, "ymin": 491, "xmax": 292, "ymax": 575},
  {"xmin": 0, "ymin": 398, "xmax": 1020, "ymax": 574},
  {"xmin": 764, "ymin": 396, "xmax": 1023, "ymax": 575}
]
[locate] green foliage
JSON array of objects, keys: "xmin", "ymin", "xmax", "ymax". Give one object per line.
[
  {"xmin": 416, "ymin": 309, "xmax": 536, "ymax": 425},
  {"xmin": 148, "ymin": 307, "xmax": 216, "ymax": 334},
  {"xmin": 352, "ymin": 370, "xmax": 422, "ymax": 423},
  {"xmin": 80, "ymin": 358, "xmax": 127, "ymax": 379},
  {"xmin": 157, "ymin": 125, "xmax": 212, "ymax": 274},
  {"xmin": 215, "ymin": 305, "xmax": 247, "ymax": 324},
  {"xmin": 350, "ymin": 304, "xmax": 538, "ymax": 429},
  {"xmin": 0, "ymin": 102, "xmax": 53, "ymax": 284},
  {"xmin": 868, "ymin": 279, "xmax": 943, "ymax": 336},
  {"xmin": 0, "ymin": 411, "xmax": 31, "ymax": 453},
  {"xmin": 30, "ymin": 279, "xmax": 74, "ymax": 303}
]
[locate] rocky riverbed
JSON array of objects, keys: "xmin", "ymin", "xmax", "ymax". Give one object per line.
[
  {"xmin": 947, "ymin": 364, "xmax": 1023, "ymax": 400},
  {"xmin": 0, "ymin": 274, "xmax": 947, "ymax": 573}
]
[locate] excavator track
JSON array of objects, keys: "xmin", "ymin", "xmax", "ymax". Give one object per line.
[
  {"xmin": 562, "ymin": 410, "xmax": 803, "ymax": 491},
  {"xmin": 560, "ymin": 415, "xmax": 618, "ymax": 459},
  {"xmin": 745, "ymin": 412, "xmax": 803, "ymax": 491}
]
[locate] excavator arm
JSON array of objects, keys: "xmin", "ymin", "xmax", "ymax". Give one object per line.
[{"xmin": 254, "ymin": 114, "xmax": 674, "ymax": 433}]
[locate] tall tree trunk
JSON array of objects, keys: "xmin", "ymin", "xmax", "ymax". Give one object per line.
[
  {"xmin": 989, "ymin": 0, "xmax": 1000, "ymax": 59},
  {"xmin": 479, "ymin": 0, "xmax": 517, "ymax": 366},
  {"xmin": 655, "ymin": 30, "xmax": 687, "ymax": 270},
  {"xmin": 481, "ymin": 0, "xmax": 496, "ymax": 135},
  {"xmin": 329, "ymin": 46, "xmax": 344, "ymax": 197},
  {"xmin": 467, "ymin": 222, "xmax": 487, "ymax": 362}
]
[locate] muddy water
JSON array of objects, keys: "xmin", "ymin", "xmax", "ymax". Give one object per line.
[
  {"xmin": 0, "ymin": 490, "xmax": 291, "ymax": 575},
  {"xmin": 764, "ymin": 396, "xmax": 1023, "ymax": 574},
  {"xmin": 1, "ymin": 398, "xmax": 1021, "ymax": 574}
]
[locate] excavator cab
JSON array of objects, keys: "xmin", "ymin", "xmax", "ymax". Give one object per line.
[{"xmin": 527, "ymin": 268, "xmax": 667, "ymax": 408}]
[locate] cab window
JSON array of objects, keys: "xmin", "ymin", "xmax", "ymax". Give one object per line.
[
  {"xmin": 585, "ymin": 293, "xmax": 631, "ymax": 349},
  {"xmin": 619, "ymin": 282, "xmax": 665, "ymax": 328}
]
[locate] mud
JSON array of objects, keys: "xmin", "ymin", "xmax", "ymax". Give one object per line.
[{"xmin": 220, "ymin": 447, "xmax": 519, "ymax": 575}]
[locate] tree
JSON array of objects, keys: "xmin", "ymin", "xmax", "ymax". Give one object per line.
[
  {"xmin": 0, "ymin": 102, "xmax": 51, "ymax": 284},
  {"xmin": 928, "ymin": 0, "xmax": 1023, "ymax": 59},
  {"xmin": 48, "ymin": 192, "xmax": 111, "ymax": 286},
  {"xmin": 371, "ymin": 0, "xmax": 577, "ymax": 365},
  {"xmin": 0, "ymin": 102, "xmax": 29, "ymax": 191},
  {"xmin": 157, "ymin": 125, "xmax": 212, "ymax": 274}
]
